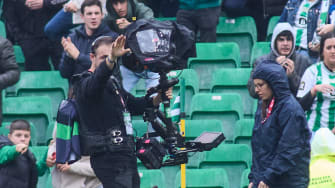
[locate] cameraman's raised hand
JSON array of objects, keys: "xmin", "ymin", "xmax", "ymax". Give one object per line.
[
  {"xmin": 153, "ymin": 87, "xmax": 173, "ymax": 107},
  {"xmin": 111, "ymin": 35, "xmax": 131, "ymax": 60}
]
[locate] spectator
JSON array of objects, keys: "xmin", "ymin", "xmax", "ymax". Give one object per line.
[
  {"xmin": 0, "ymin": 37, "xmax": 20, "ymax": 125},
  {"xmin": 105, "ymin": 0, "xmax": 154, "ymax": 34},
  {"xmin": 0, "ymin": 120, "xmax": 49, "ymax": 188},
  {"xmin": 2, "ymin": 0, "xmax": 63, "ymax": 71},
  {"xmin": 297, "ymin": 32, "xmax": 335, "ymax": 135},
  {"xmin": 44, "ymin": 0, "xmax": 108, "ymax": 41},
  {"xmin": 249, "ymin": 61, "xmax": 311, "ymax": 188},
  {"xmin": 279, "ymin": 0, "xmax": 335, "ymax": 62},
  {"xmin": 59, "ymin": 0, "xmax": 118, "ymax": 84},
  {"xmin": 73, "ymin": 35, "xmax": 172, "ymax": 187},
  {"xmin": 105, "ymin": 0, "xmax": 159, "ymax": 95},
  {"xmin": 46, "ymin": 125, "xmax": 102, "ymax": 188},
  {"xmin": 176, "ymin": 0, "xmax": 221, "ymax": 42},
  {"xmin": 248, "ymin": 23, "xmax": 313, "ymax": 98}
]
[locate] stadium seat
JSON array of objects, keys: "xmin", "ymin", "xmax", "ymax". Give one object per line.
[
  {"xmin": 175, "ymin": 168, "xmax": 230, "ymax": 188},
  {"xmin": 200, "ymin": 144, "xmax": 252, "ymax": 188},
  {"xmin": 6, "ymin": 71, "xmax": 69, "ymax": 119},
  {"xmin": 188, "ymin": 42, "xmax": 241, "ymax": 92},
  {"xmin": 216, "ymin": 16, "xmax": 257, "ymax": 67},
  {"xmin": 13, "ymin": 45, "xmax": 25, "ymax": 71},
  {"xmin": 240, "ymin": 168, "xmax": 251, "ymax": 188},
  {"xmin": 155, "ymin": 17, "xmax": 176, "ymax": 21},
  {"xmin": 168, "ymin": 69, "xmax": 199, "ymax": 116},
  {"xmin": 250, "ymin": 42, "xmax": 271, "ymax": 66},
  {"xmin": 266, "ymin": 16, "xmax": 280, "ymax": 41},
  {"xmin": 132, "ymin": 119, "xmax": 148, "ymax": 137},
  {"xmin": 139, "ymin": 169, "xmax": 166, "ymax": 188},
  {"xmin": 0, "ymin": 121, "xmax": 37, "ymax": 146},
  {"xmin": 0, "ymin": 20, "xmax": 6, "ymax": 38},
  {"xmin": 190, "ymin": 93, "xmax": 243, "ymax": 141},
  {"xmin": 3, "ymin": 96, "xmax": 54, "ymax": 145},
  {"xmin": 211, "ymin": 68, "xmax": 257, "ymax": 118},
  {"xmin": 233, "ymin": 119, "xmax": 254, "ymax": 147},
  {"xmin": 30, "ymin": 146, "xmax": 52, "ymax": 188}
]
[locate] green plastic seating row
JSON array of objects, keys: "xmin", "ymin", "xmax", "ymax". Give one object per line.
[
  {"xmin": 3, "ymin": 96, "xmax": 54, "ymax": 145},
  {"xmin": 216, "ymin": 16, "xmax": 257, "ymax": 67},
  {"xmin": 266, "ymin": 16, "xmax": 280, "ymax": 41},
  {"xmin": 188, "ymin": 42, "xmax": 241, "ymax": 92},
  {"xmin": 6, "ymin": 71, "xmax": 69, "ymax": 119},
  {"xmin": 211, "ymin": 68, "xmax": 257, "ymax": 118}
]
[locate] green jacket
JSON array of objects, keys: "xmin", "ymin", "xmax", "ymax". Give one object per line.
[
  {"xmin": 179, "ymin": 0, "xmax": 222, "ymax": 10},
  {"xmin": 105, "ymin": 0, "xmax": 154, "ymax": 34},
  {"xmin": 0, "ymin": 145, "xmax": 49, "ymax": 176}
]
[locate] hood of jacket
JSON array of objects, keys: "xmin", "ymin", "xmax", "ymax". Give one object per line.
[
  {"xmin": 253, "ymin": 60, "xmax": 291, "ymax": 101},
  {"xmin": 271, "ymin": 22, "xmax": 296, "ymax": 58},
  {"xmin": 106, "ymin": 0, "xmax": 135, "ymax": 20}
]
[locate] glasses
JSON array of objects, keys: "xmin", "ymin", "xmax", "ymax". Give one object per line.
[{"xmin": 254, "ymin": 82, "xmax": 267, "ymax": 90}]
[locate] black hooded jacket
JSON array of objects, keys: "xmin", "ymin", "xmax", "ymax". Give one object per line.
[
  {"xmin": 249, "ymin": 61, "xmax": 311, "ymax": 188},
  {"xmin": 0, "ymin": 136, "xmax": 38, "ymax": 188}
]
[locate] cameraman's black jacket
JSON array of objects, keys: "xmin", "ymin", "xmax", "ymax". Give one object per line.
[{"xmin": 74, "ymin": 61, "xmax": 155, "ymax": 154}]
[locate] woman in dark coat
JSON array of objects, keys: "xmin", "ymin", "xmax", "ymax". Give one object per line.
[{"xmin": 248, "ymin": 60, "xmax": 311, "ymax": 188}]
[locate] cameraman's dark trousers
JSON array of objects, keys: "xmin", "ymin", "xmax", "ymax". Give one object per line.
[{"xmin": 90, "ymin": 151, "xmax": 139, "ymax": 188}]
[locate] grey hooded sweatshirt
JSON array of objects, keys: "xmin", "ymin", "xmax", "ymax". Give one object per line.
[{"xmin": 247, "ymin": 22, "xmax": 313, "ymax": 98}]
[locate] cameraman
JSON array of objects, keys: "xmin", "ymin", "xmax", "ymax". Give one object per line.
[{"xmin": 73, "ymin": 35, "xmax": 172, "ymax": 188}]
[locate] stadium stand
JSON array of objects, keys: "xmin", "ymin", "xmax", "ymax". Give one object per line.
[
  {"xmin": 211, "ymin": 68, "xmax": 257, "ymax": 118},
  {"xmin": 240, "ymin": 168, "xmax": 251, "ymax": 188},
  {"xmin": 30, "ymin": 146, "xmax": 52, "ymax": 188},
  {"xmin": 216, "ymin": 16, "xmax": 257, "ymax": 67},
  {"xmin": 233, "ymin": 119, "xmax": 254, "ymax": 147},
  {"xmin": 139, "ymin": 169, "xmax": 166, "ymax": 188},
  {"xmin": 250, "ymin": 42, "xmax": 271, "ymax": 66},
  {"xmin": 184, "ymin": 119, "xmax": 223, "ymax": 141},
  {"xmin": 266, "ymin": 16, "xmax": 280, "ymax": 41},
  {"xmin": 0, "ymin": 20, "xmax": 6, "ymax": 38},
  {"xmin": 188, "ymin": 42, "xmax": 241, "ymax": 92},
  {"xmin": 175, "ymin": 168, "xmax": 230, "ymax": 188},
  {"xmin": 2, "ymin": 96, "xmax": 53, "ymax": 145},
  {"xmin": 13, "ymin": 45, "xmax": 25, "ymax": 71}
]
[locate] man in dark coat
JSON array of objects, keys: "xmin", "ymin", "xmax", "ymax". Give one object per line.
[
  {"xmin": 249, "ymin": 60, "xmax": 311, "ymax": 188},
  {"xmin": 0, "ymin": 37, "xmax": 20, "ymax": 124},
  {"xmin": 59, "ymin": 0, "xmax": 118, "ymax": 83},
  {"xmin": 2, "ymin": 0, "xmax": 63, "ymax": 71}
]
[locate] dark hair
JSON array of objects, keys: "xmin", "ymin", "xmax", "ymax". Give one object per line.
[
  {"xmin": 9, "ymin": 120, "xmax": 31, "ymax": 134},
  {"xmin": 91, "ymin": 36, "xmax": 115, "ymax": 54},
  {"xmin": 320, "ymin": 32, "xmax": 335, "ymax": 60},
  {"xmin": 81, "ymin": 0, "xmax": 103, "ymax": 14},
  {"xmin": 110, "ymin": 0, "xmax": 126, "ymax": 4},
  {"xmin": 276, "ymin": 30, "xmax": 293, "ymax": 41}
]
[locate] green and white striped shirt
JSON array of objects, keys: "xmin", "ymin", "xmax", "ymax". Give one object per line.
[{"xmin": 297, "ymin": 62, "xmax": 335, "ymax": 131}]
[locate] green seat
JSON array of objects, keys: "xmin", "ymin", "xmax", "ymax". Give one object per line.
[
  {"xmin": 168, "ymin": 69, "xmax": 199, "ymax": 116},
  {"xmin": 132, "ymin": 119, "xmax": 148, "ymax": 137},
  {"xmin": 13, "ymin": 45, "xmax": 25, "ymax": 71},
  {"xmin": 190, "ymin": 93, "xmax": 243, "ymax": 141},
  {"xmin": 266, "ymin": 16, "xmax": 280, "ymax": 41},
  {"xmin": 30, "ymin": 146, "xmax": 52, "ymax": 188},
  {"xmin": 0, "ymin": 122, "xmax": 37, "ymax": 146},
  {"xmin": 216, "ymin": 16, "xmax": 257, "ymax": 67},
  {"xmin": 250, "ymin": 42, "xmax": 271, "ymax": 66},
  {"xmin": 175, "ymin": 168, "xmax": 230, "ymax": 188},
  {"xmin": 233, "ymin": 119, "xmax": 254, "ymax": 147},
  {"xmin": 240, "ymin": 168, "xmax": 251, "ymax": 188},
  {"xmin": 6, "ymin": 71, "xmax": 69, "ymax": 119},
  {"xmin": 200, "ymin": 144, "xmax": 252, "ymax": 188},
  {"xmin": 184, "ymin": 119, "xmax": 223, "ymax": 141},
  {"xmin": 0, "ymin": 21, "xmax": 6, "ymax": 38},
  {"xmin": 139, "ymin": 169, "xmax": 166, "ymax": 188},
  {"xmin": 3, "ymin": 96, "xmax": 54, "ymax": 145},
  {"xmin": 211, "ymin": 68, "xmax": 257, "ymax": 118},
  {"xmin": 188, "ymin": 42, "xmax": 241, "ymax": 92},
  {"xmin": 155, "ymin": 17, "xmax": 176, "ymax": 21}
]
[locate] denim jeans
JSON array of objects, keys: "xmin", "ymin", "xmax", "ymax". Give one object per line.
[
  {"xmin": 120, "ymin": 65, "xmax": 159, "ymax": 93},
  {"xmin": 44, "ymin": 9, "xmax": 77, "ymax": 41}
]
